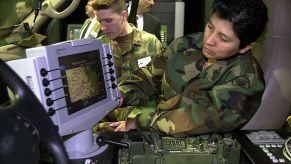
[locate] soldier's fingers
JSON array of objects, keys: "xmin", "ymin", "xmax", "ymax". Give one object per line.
[
  {"xmin": 110, "ymin": 121, "xmax": 125, "ymax": 127},
  {"xmin": 114, "ymin": 123, "xmax": 126, "ymax": 132}
]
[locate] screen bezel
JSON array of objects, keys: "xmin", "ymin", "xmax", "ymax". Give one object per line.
[
  {"xmin": 28, "ymin": 39, "xmax": 119, "ymax": 136},
  {"xmin": 58, "ymin": 50, "xmax": 107, "ymax": 115}
]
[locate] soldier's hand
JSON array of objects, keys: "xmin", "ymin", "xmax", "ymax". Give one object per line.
[{"xmin": 109, "ymin": 120, "xmax": 137, "ymax": 132}]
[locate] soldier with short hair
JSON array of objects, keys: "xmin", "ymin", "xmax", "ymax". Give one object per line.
[
  {"xmin": 92, "ymin": 0, "xmax": 163, "ymax": 122},
  {"xmin": 110, "ymin": 0, "xmax": 268, "ymax": 137},
  {"xmin": 93, "ymin": 0, "xmax": 162, "ymax": 82},
  {"xmin": 15, "ymin": 0, "xmax": 32, "ymax": 22}
]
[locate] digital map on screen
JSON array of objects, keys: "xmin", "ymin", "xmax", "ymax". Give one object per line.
[{"xmin": 66, "ymin": 65, "xmax": 99, "ymax": 103}]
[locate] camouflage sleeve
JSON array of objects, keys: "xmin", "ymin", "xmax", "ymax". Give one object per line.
[
  {"xmin": 118, "ymin": 37, "xmax": 166, "ymax": 106},
  {"xmin": 149, "ymin": 72, "xmax": 264, "ymax": 137}
]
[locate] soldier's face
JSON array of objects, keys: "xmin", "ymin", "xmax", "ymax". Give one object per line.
[
  {"xmin": 95, "ymin": 9, "xmax": 128, "ymax": 40},
  {"xmin": 138, "ymin": 0, "xmax": 154, "ymax": 15},
  {"xmin": 203, "ymin": 13, "xmax": 251, "ymax": 60},
  {"xmin": 15, "ymin": 2, "xmax": 31, "ymax": 20}
]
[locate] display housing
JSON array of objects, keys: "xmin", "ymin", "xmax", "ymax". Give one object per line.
[{"xmin": 7, "ymin": 39, "xmax": 119, "ymax": 136}]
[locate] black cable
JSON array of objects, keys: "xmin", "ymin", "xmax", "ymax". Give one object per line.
[
  {"xmin": 127, "ymin": 0, "xmax": 139, "ymax": 26},
  {"xmin": 33, "ymin": 0, "xmax": 42, "ymax": 23}
]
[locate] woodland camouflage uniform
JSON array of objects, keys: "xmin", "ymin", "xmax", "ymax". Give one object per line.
[
  {"xmin": 117, "ymin": 32, "xmax": 265, "ymax": 137},
  {"xmin": 97, "ymin": 25, "xmax": 163, "ymax": 122},
  {"xmin": 98, "ymin": 25, "xmax": 163, "ymax": 82}
]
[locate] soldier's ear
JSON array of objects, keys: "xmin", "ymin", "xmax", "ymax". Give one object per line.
[
  {"xmin": 120, "ymin": 11, "xmax": 128, "ymax": 21},
  {"xmin": 239, "ymin": 43, "xmax": 254, "ymax": 54}
]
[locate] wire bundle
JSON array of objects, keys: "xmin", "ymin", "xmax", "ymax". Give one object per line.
[{"xmin": 283, "ymin": 137, "xmax": 291, "ymax": 161}]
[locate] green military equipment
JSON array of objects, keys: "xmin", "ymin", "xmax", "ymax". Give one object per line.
[
  {"xmin": 0, "ymin": 25, "xmax": 19, "ymax": 38},
  {"xmin": 0, "ymin": 23, "xmax": 46, "ymax": 62},
  {"xmin": 118, "ymin": 132, "xmax": 241, "ymax": 164},
  {"xmin": 0, "ymin": 23, "xmax": 46, "ymax": 47}
]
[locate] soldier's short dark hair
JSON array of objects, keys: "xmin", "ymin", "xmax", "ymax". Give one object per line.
[
  {"xmin": 16, "ymin": 0, "xmax": 33, "ymax": 8},
  {"xmin": 92, "ymin": 0, "xmax": 127, "ymax": 14},
  {"xmin": 212, "ymin": 0, "xmax": 268, "ymax": 48}
]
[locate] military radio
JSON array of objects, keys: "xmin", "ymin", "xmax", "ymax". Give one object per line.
[{"xmin": 98, "ymin": 131, "xmax": 241, "ymax": 164}]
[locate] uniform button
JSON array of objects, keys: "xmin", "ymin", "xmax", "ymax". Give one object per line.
[
  {"xmin": 260, "ymin": 145, "xmax": 265, "ymax": 148},
  {"xmin": 267, "ymin": 152, "xmax": 273, "ymax": 156}
]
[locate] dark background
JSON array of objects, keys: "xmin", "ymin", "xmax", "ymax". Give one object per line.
[{"xmin": 39, "ymin": 0, "xmax": 211, "ymax": 44}]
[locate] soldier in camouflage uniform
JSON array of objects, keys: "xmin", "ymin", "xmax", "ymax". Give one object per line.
[
  {"xmin": 92, "ymin": 0, "xmax": 163, "ymax": 122},
  {"xmin": 110, "ymin": 0, "xmax": 268, "ymax": 137}
]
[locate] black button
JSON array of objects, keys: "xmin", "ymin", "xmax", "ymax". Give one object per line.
[
  {"xmin": 110, "ymin": 76, "xmax": 116, "ymax": 82},
  {"xmin": 109, "ymin": 68, "xmax": 114, "ymax": 74},
  {"xmin": 42, "ymin": 78, "xmax": 50, "ymax": 87},
  {"xmin": 107, "ymin": 53, "xmax": 112, "ymax": 59},
  {"xmin": 44, "ymin": 88, "xmax": 52, "ymax": 96},
  {"xmin": 111, "ymin": 83, "xmax": 117, "ymax": 89},
  {"xmin": 40, "ymin": 68, "xmax": 48, "ymax": 77},
  {"xmin": 48, "ymin": 108, "xmax": 55, "ymax": 116},
  {"xmin": 46, "ymin": 98, "xmax": 54, "ymax": 106},
  {"xmin": 108, "ymin": 61, "xmax": 113, "ymax": 67}
]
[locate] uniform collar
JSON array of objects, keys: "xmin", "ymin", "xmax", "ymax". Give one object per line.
[{"xmin": 130, "ymin": 24, "xmax": 143, "ymax": 46}]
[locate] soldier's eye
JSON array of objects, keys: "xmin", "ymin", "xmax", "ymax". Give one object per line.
[
  {"xmin": 105, "ymin": 19, "xmax": 112, "ymax": 23},
  {"xmin": 218, "ymin": 34, "xmax": 228, "ymax": 42},
  {"xmin": 207, "ymin": 24, "xmax": 213, "ymax": 30}
]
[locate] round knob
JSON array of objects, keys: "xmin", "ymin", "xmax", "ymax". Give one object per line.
[
  {"xmin": 40, "ymin": 68, "xmax": 48, "ymax": 77},
  {"xmin": 109, "ymin": 68, "xmax": 114, "ymax": 74},
  {"xmin": 44, "ymin": 88, "xmax": 52, "ymax": 96},
  {"xmin": 46, "ymin": 98, "xmax": 54, "ymax": 106},
  {"xmin": 108, "ymin": 61, "xmax": 113, "ymax": 67},
  {"xmin": 42, "ymin": 78, "xmax": 50, "ymax": 87},
  {"xmin": 107, "ymin": 53, "xmax": 112, "ymax": 59},
  {"xmin": 111, "ymin": 83, "xmax": 117, "ymax": 89},
  {"xmin": 48, "ymin": 108, "xmax": 55, "ymax": 116},
  {"xmin": 110, "ymin": 76, "xmax": 116, "ymax": 82}
]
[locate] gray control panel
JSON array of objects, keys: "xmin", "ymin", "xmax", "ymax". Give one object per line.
[{"xmin": 246, "ymin": 131, "xmax": 289, "ymax": 163}]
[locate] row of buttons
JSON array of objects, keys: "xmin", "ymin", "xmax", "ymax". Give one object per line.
[
  {"xmin": 260, "ymin": 144, "xmax": 283, "ymax": 148},
  {"xmin": 260, "ymin": 144, "xmax": 286, "ymax": 163},
  {"xmin": 40, "ymin": 68, "xmax": 62, "ymax": 116}
]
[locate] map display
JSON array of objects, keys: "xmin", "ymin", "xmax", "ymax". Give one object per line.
[
  {"xmin": 58, "ymin": 50, "xmax": 107, "ymax": 115},
  {"xmin": 66, "ymin": 65, "xmax": 99, "ymax": 103}
]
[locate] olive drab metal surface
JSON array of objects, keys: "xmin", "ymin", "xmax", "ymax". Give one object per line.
[
  {"xmin": 118, "ymin": 132, "xmax": 241, "ymax": 164},
  {"xmin": 0, "ymin": 23, "xmax": 46, "ymax": 47}
]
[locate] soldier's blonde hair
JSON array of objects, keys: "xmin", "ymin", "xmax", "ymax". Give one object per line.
[{"xmin": 92, "ymin": 0, "xmax": 127, "ymax": 14}]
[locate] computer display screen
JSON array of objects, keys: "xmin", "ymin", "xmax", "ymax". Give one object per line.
[
  {"xmin": 58, "ymin": 50, "xmax": 107, "ymax": 115},
  {"xmin": 7, "ymin": 39, "xmax": 120, "ymax": 136}
]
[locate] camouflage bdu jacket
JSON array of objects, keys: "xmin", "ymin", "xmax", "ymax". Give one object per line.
[
  {"xmin": 98, "ymin": 25, "xmax": 163, "ymax": 82},
  {"xmin": 97, "ymin": 25, "xmax": 163, "ymax": 122},
  {"xmin": 119, "ymin": 32, "xmax": 265, "ymax": 137}
]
